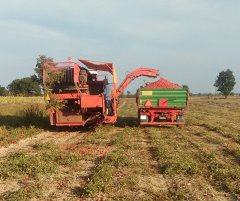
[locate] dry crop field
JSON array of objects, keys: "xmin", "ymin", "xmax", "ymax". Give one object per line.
[{"xmin": 0, "ymin": 96, "xmax": 239, "ymax": 200}]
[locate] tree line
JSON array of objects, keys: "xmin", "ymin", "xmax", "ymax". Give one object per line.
[
  {"xmin": 0, "ymin": 55, "xmax": 53, "ymax": 96},
  {"xmin": 0, "ymin": 55, "xmax": 237, "ymax": 98}
]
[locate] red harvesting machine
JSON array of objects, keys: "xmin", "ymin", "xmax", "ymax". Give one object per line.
[{"xmin": 42, "ymin": 58, "xmax": 159, "ymax": 126}]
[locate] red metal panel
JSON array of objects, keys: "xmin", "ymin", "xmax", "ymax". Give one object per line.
[
  {"xmin": 81, "ymin": 95, "xmax": 104, "ymax": 108},
  {"xmin": 54, "ymin": 93, "xmax": 78, "ymax": 100},
  {"xmin": 49, "ymin": 111, "xmax": 83, "ymax": 126},
  {"xmin": 159, "ymin": 99, "xmax": 168, "ymax": 106}
]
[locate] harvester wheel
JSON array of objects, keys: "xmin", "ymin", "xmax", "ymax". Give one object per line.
[{"xmin": 176, "ymin": 116, "xmax": 185, "ymax": 122}]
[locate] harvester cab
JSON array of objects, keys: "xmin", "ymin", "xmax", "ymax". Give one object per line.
[{"xmin": 42, "ymin": 58, "xmax": 159, "ymax": 127}]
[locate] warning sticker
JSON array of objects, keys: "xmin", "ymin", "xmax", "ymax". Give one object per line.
[{"xmin": 142, "ymin": 91, "xmax": 152, "ymax": 96}]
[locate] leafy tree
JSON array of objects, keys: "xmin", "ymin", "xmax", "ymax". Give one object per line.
[
  {"xmin": 8, "ymin": 76, "xmax": 41, "ymax": 96},
  {"xmin": 0, "ymin": 85, "xmax": 7, "ymax": 96},
  {"xmin": 214, "ymin": 69, "xmax": 235, "ymax": 98},
  {"xmin": 30, "ymin": 74, "xmax": 39, "ymax": 83},
  {"xmin": 35, "ymin": 55, "xmax": 54, "ymax": 84}
]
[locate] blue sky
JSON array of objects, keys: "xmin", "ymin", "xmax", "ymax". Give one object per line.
[{"xmin": 0, "ymin": 0, "xmax": 239, "ymax": 93}]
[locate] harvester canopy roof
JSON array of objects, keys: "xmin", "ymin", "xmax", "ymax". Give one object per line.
[
  {"xmin": 79, "ymin": 59, "xmax": 114, "ymax": 74},
  {"xmin": 79, "ymin": 59, "xmax": 117, "ymax": 84}
]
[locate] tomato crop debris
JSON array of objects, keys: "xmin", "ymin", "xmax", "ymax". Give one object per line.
[{"xmin": 64, "ymin": 145, "xmax": 111, "ymax": 158}]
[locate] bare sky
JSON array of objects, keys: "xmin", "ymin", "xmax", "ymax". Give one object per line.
[{"xmin": 0, "ymin": 0, "xmax": 239, "ymax": 93}]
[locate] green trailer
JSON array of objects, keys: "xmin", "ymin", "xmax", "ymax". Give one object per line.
[{"xmin": 137, "ymin": 88, "xmax": 189, "ymax": 125}]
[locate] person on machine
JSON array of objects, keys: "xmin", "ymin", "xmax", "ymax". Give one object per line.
[{"xmin": 103, "ymin": 78, "xmax": 113, "ymax": 116}]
